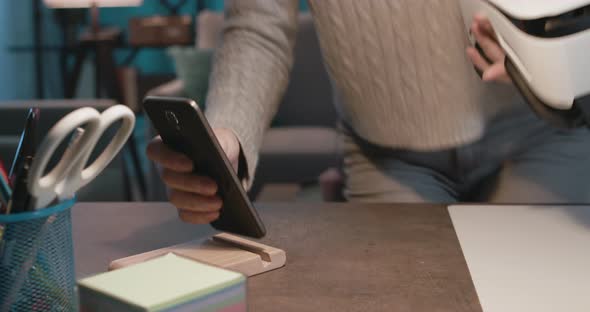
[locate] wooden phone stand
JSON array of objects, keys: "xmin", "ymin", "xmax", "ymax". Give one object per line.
[{"xmin": 109, "ymin": 233, "xmax": 286, "ymax": 277}]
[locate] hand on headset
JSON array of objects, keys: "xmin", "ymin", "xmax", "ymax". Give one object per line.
[{"xmin": 466, "ymin": 14, "xmax": 512, "ymax": 84}]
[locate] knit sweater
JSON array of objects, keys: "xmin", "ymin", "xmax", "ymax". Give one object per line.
[{"xmin": 204, "ymin": 0, "xmax": 524, "ymax": 184}]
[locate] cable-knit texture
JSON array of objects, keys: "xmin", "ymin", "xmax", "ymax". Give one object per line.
[{"xmin": 205, "ymin": 0, "xmax": 524, "ymax": 187}]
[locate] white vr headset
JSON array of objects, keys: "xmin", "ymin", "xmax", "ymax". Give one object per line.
[{"xmin": 460, "ymin": 0, "xmax": 590, "ymax": 128}]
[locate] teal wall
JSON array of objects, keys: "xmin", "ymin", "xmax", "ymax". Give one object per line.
[
  {"xmin": 0, "ymin": 0, "xmax": 307, "ymax": 100},
  {"xmin": 0, "ymin": 1, "xmax": 62, "ymax": 99}
]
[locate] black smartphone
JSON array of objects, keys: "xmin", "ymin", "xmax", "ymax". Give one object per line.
[{"xmin": 143, "ymin": 96, "xmax": 266, "ymax": 238}]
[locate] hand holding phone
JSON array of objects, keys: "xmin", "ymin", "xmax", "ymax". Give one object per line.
[
  {"xmin": 146, "ymin": 128, "xmax": 240, "ymax": 224},
  {"xmin": 143, "ymin": 96, "xmax": 266, "ymax": 238}
]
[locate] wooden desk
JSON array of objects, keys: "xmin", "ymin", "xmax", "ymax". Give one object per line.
[{"xmin": 72, "ymin": 202, "xmax": 481, "ymax": 312}]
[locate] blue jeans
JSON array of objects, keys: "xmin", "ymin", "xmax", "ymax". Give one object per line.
[{"xmin": 341, "ymin": 109, "xmax": 590, "ymax": 204}]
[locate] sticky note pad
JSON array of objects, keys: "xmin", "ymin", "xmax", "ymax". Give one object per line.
[{"xmin": 78, "ymin": 253, "xmax": 246, "ymax": 312}]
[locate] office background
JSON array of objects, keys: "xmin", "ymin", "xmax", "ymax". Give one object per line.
[{"xmin": 0, "ymin": 0, "xmax": 309, "ymax": 100}]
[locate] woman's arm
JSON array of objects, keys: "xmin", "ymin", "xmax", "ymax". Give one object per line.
[{"xmin": 205, "ymin": 0, "xmax": 300, "ymax": 187}]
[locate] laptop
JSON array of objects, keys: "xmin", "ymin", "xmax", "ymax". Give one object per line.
[{"xmin": 448, "ymin": 205, "xmax": 590, "ymax": 312}]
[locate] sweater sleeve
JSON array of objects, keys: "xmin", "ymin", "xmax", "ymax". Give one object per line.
[{"xmin": 204, "ymin": 0, "xmax": 299, "ymax": 189}]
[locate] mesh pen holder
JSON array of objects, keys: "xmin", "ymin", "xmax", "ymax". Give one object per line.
[{"xmin": 0, "ymin": 198, "xmax": 77, "ymax": 312}]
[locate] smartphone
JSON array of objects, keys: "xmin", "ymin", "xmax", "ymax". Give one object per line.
[{"xmin": 143, "ymin": 96, "xmax": 266, "ymax": 238}]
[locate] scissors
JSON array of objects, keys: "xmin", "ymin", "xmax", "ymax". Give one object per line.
[{"xmin": 28, "ymin": 105, "xmax": 135, "ymax": 210}]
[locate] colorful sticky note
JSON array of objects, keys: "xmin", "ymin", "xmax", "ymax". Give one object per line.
[{"xmin": 78, "ymin": 253, "xmax": 246, "ymax": 311}]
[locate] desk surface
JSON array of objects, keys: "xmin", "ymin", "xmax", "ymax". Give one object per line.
[{"xmin": 73, "ymin": 202, "xmax": 481, "ymax": 312}]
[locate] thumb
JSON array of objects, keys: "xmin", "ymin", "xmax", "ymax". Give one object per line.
[{"xmin": 214, "ymin": 128, "xmax": 240, "ymax": 172}]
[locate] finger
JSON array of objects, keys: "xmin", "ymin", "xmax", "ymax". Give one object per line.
[
  {"xmin": 178, "ymin": 210, "xmax": 221, "ymax": 224},
  {"xmin": 169, "ymin": 190, "xmax": 223, "ymax": 212},
  {"xmin": 146, "ymin": 136, "xmax": 193, "ymax": 172},
  {"xmin": 472, "ymin": 22, "xmax": 505, "ymax": 62},
  {"xmin": 483, "ymin": 63, "xmax": 511, "ymax": 83},
  {"xmin": 161, "ymin": 169, "xmax": 218, "ymax": 196},
  {"xmin": 466, "ymin": 46, "xmax": 490, "ymax": 73},
  {"xmin": 474, "ymin": 14, "xmax": 496, "ymax": 39},
  {"xmin": 472, "ymin": 22, "xmax": 504, "ymax": 61}
]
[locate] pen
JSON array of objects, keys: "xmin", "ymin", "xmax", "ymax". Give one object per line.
[
  {"xmin": 9, "ymin": 108, "xmax": 39, "ymax": 183},
  {"xmin": 7, "ymin": 108, "xmax": 40, "ymax": 214}
]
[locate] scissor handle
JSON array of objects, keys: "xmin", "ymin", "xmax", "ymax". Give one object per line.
[
  {"xmin": 28, "ymin": 107, "xmax": 101, "ymax": 209},
  {"xmin": 63, "ymin": 105, "xmax": 135, "ymax": 199},
  {"xmin": 29, "ymin": 105, "xmax": 135, "ymax": 209}
]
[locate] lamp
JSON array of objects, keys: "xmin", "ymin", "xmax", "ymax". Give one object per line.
[{"xmin": 43, "ymin": 0, "xmax": 143, "ymax": 34}]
